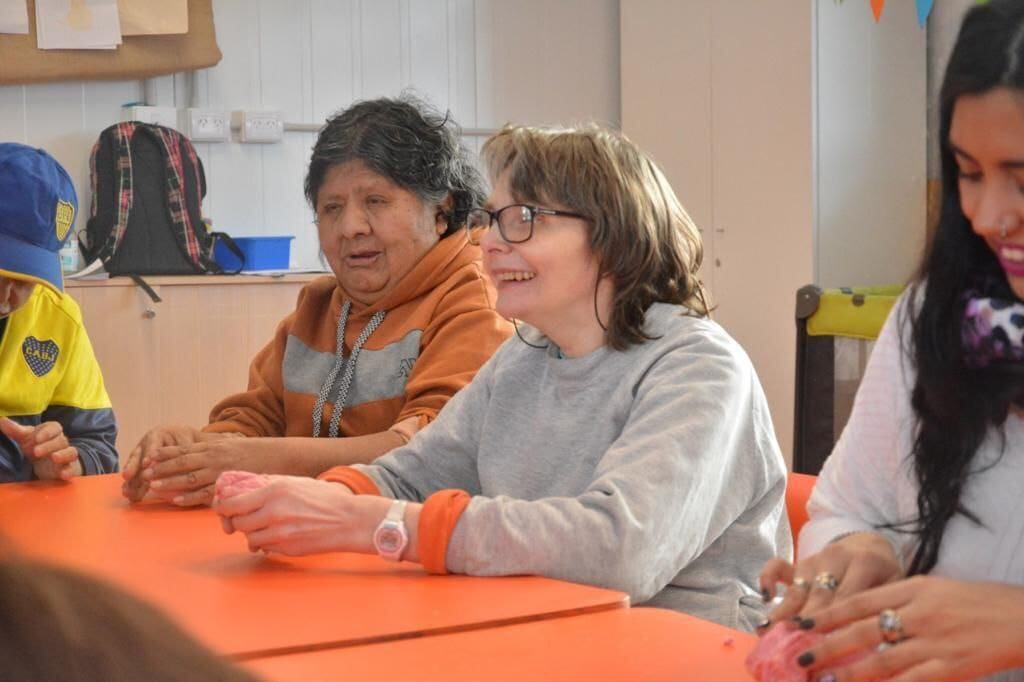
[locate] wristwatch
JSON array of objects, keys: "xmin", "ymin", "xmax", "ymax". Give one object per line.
[{"xmin": 373, "ymin": 499, "xmax": 409, "ymax": 561}]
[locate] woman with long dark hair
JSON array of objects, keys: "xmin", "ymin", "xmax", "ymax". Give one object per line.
[{"xmin": 758, "ymin": 1, "xmax": 1024, "ymax": 679}]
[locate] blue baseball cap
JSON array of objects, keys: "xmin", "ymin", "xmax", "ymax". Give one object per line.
[{"xmin": 0, "ymin": 143, "xmax": 77, "ymax": 294}]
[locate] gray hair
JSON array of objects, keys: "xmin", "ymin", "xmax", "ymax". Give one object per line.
[{"xmin": 304, "ymin": 93, "xmax": 486, "ymax": 237}]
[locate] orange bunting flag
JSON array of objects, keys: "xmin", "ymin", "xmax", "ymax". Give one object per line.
[{"xmin": 870, "ymin": 0, "xmax": 886, "ymax": 22}]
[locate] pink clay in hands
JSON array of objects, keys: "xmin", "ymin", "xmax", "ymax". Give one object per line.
[
  {"xmin": 746, "ymin": 623, "xmax": 823, "ymax": 682},
  {"xmin": 214, "ymin": 470, "xmax": 271, "ymax": 503},
  {"xmin": 214, "ymin": 471, "xmax": 272, "ymax": 535},
  {"xmin": 746, "ymin": 623, "xmax": 872, "ymax": 682}
]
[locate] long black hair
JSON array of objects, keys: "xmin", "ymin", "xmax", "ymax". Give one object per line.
[{"xmin": 902, "ymin": 0, "xmax": 1024, "ymax": 575}]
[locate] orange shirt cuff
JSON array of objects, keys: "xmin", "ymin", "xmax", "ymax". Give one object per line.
[
  {"xmin": 317, "ymin": 467, "xmax": 381, "ymax": 495},
  {"xmin": 418, "ymin": 489, "xmax": 471, "ymax": 575}
]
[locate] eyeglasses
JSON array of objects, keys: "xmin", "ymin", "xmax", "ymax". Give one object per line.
[{"xmin": 465, "ymin": 204, "xmax": 588, "ymax": 245}]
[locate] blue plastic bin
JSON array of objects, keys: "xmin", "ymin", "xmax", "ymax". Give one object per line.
[{"xmin": 214, "ymin": 235, "xmax": 294, "ymax": 271}]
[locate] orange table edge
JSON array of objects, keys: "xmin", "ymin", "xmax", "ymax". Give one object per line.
[
  {"xmin": 0, "ymin": 475, "xmax": 628, "ymax": 659},
  {"xmin": 246, "ymin": 607, "xmax": 757, "ymax": 682}
]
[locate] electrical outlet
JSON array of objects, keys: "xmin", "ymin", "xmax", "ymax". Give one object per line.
[
  {"xmin": 186, "ymin": 108, "xmax": 231, "ymax": 142},
  {"xmin": 232, "ymin": 110, "xmax": 285, "ymax": 143},
  {"xmin": 122, "ymin": 105, "xmax": 180, "ymax": 130}
]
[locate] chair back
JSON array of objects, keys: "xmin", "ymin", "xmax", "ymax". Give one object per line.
[
  {"xmin": 786, "ymin": 472, "xmax": 817, "ymax": 555},
  {"xmin": 793, "ymin": 285, "xmax": 901, "ymax": 474}
]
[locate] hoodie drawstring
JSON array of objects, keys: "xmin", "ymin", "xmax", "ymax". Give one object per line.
[{"xmin": 311, "ymin": 300, "xmax": 387, "ymax": 438}]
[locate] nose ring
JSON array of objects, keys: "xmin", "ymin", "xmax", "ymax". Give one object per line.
[{"xmin": 1000, "ymin": 217, "xmax": 1017, "ymax": 240}]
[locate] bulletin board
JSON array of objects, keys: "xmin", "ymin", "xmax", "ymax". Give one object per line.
[{"xmin": 0, "ymin": 0, "xmax": 221, "ymax": 85}]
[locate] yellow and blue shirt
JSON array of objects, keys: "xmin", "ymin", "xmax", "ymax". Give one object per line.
[{"xmin": 0, "ymin": 286, "xmax": 117, "ymax": 481}]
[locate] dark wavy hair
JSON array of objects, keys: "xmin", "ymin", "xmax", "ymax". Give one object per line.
[
  {"xmin": 901, "ymin": 0, "xmax": 1024, "ymax": 575},
  {"xmin": 304, "ymin": 93, "xmax": 486, "ymax": 237}
]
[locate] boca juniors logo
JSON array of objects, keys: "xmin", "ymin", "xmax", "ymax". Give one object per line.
[
  {"xmin": 55, "ymin": 199, "xmax": 75, "ymax": 241},
  {"xmin": 22, "ymin": 337, "xmax": 60, "ymax": 377}
]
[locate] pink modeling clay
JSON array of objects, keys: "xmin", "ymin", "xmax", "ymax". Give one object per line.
[
  {"xmin": 746, "ymin": 623, "xmax": 824, "ymax": 682},
  {"xmin": 214, "ymin": 470, "xmax": 271, "ymax": 502},
  {"xmin": 746, "ymin": 623, "xmax": 872, "ymax": 681}
]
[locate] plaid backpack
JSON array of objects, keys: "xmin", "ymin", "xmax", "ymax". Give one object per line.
[{"xmin": 82, "ymin": 121, "xmax": 241, "ymax": 279}]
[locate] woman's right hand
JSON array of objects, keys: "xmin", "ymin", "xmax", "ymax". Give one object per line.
[{"xmin": 758, "ymin": 531, "xmax": 904, "ymax": 629}]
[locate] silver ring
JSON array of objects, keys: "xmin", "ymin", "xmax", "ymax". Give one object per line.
[
  {"xmin": 878, "ymin": 608, "xmax": 905, "ymax": 644},
  {"xmin": 814, "ymin": 572, "xmax": 839, "ymax": 592},
  {"xmin": 790, "ymin": 577, "xmax": 811, "ymax": 592}
]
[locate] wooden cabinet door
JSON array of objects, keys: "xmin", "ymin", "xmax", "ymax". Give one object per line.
[
  {"xmin": 708, "ymin": 0, "xmax": 814, "ymax": 461},
  {"xmin": 70, "ymin": 280, "xmax": 309, "ymax": 460}
]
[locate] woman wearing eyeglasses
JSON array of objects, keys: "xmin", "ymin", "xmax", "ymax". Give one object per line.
[
  {"xmin": 121, "ymin": 94, "xmax": 511, "ymax": 506},
  {"xmin": 214, "ymin": 125, "xmax": 791, "ymax": 631}
]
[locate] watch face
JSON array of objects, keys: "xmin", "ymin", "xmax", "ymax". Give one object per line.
[{"xmin": 376, "ymin": 527, "xmax": 403, "ymax": 553}]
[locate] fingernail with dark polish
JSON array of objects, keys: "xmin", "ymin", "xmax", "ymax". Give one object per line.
[
  {"xmin": 760, "ymin": 588, "xmax": 771, "ymax": 602},
  {"xmin": 798, "ymin": 617, "xmax": 815, "ymax": 630},
  {"xmin": 797, "ymin": 652, "xmax": 815, "ymax": 668}
]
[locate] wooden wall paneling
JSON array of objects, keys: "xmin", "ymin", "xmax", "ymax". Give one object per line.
[
  {"xmin": 154, "ymin": 285, "xmax": 247, "ymax": 430},
  {"xmin": 243, "ymin": 281, "xmax": 310, "ymax": 363},
  {"xmin": 474, "ymin": 0, "xmax": 620, "ymax": 128},
  {"xmin": 204, "ymin": 0, "xmax": 263, "ymax": 242},
  {"xmin": 23, "ymin": 84, "xmax": 90, "ymax": 221},
  {"xmin": 258, "ymin": 0, "xmax": 315, "ymax": 269},
  {"xmin": 408, "ymin": 0, "xmax": 452, "ymax": 110},
  {"xmin": 359, "ymin": 0, "xmax": 404, "ymax": 99},
  {"xmin": 620, "ymin": 0, "xmax": 714, "ymax": 292},
  {"xmin": 258, "ymin": 0, "xmax": 313, "ymax": 125},
  {"xmin": 309, "ymin": 0, "xmax": 357, "ymax": 125},
  {"xmin": 708, "ymin": 1, "xmax": 814, "ymax": 463},
  {"xmin": 814, "ymin": 0, "xmax": 926, "ymax": 288},
  {"xmin": 450, "ymin": 0, "xmax": 477, "ymax": 127},
  {"xmin": 0, "ymin": 86, "xmax": 26, "ymax": 141},
  {"xmin": 71, "ymin": 286, "xmax": 162, "ymax": 459}
]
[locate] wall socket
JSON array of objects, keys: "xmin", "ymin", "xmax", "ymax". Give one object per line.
[
  {"xmin": 186, "ymin": 108, "xmax": 231, "ymax": 142},
  {"xmin": 122, "ymin": 105, "xmax": 180, "ymax": 130},
  {"xmin": 232, "ymin": 110, "xmax": 285, "ymax": 143}
]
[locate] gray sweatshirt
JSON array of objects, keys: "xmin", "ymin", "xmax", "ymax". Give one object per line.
[{"xmin": 355, "ymin": 302, "xmax": 791, "ymax": 630}]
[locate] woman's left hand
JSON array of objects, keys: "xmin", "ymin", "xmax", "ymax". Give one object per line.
[
  {"xmin": 140, "ymin": 434, "xmax": 269, "ymax": 506},
  {"xmin": 213, "ymin": 475, "xmax": 389, "ymax": 556},
  {"xmin": 795, "ymin": 575, "xmax": 1024, "ymax": 681}
]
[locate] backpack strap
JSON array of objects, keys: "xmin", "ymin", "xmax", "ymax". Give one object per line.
[
  {"xmin": 207, "ymin": 231, "xmax": 246, "ymax": 275},
  {"xmin": 82, "ymin": 121, "xmax": 136, "ymax": 264},
  {"xmin": 151, "ymin": 125, "xmax": 211, "ymax": 270}
]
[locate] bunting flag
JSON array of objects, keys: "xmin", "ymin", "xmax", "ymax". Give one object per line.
[
  {"xmin": 915, "ymin": 0, "xmax": 935, "ymax": 26},
  {"xmin": 870, "ymin": 0, "xmax": 885, "ymax": 23}
]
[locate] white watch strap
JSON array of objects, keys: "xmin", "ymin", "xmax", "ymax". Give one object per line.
[{"xmin": 386, "ymin": 499, "xmax": 408, "ymax": 523}]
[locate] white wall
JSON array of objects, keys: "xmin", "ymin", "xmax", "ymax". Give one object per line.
[
  {"xmin": 0, "ymin": 0, "xmax": 619, "ymax": 270},
  {"xmin": 814, "ymin": 0, "xmax": 927, "ymax": 288}
]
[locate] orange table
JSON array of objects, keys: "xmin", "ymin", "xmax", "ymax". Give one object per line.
[
  {"xmin": 0, "ymin": 475, "xmax": 627, "ymax": 659},
  {"xmin": 247, "ymin": 607, "xmax": 757, "ymax": 681}
]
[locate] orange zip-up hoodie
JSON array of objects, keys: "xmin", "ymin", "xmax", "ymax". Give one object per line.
[{"xmin": 203, "ymin": 232, "xmax": 511, "ymax": 438}]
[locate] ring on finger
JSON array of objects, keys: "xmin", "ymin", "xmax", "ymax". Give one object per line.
[
  {"xmin": 878, "ymin": 608, "xmax": 906, "ymax": 644},
  {"xmin": 814, "ymin": 572, "xmax": 839, "ymax": 592},
  {"xmin": 790, "ymin": 577, "xmax": 811, "ymax": 592}
]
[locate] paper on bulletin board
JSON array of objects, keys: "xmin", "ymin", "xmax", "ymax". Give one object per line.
[
  {"xmin": 35, "ymin": 0, "xmax": 122, "ymax": 49},
  {"xmin": 0, "ymin": 0, "xmax": 29, "ymax": 34},
  {"xmin": 118, "ymin": 0, "xmax": 186, "ymax": 36}
]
